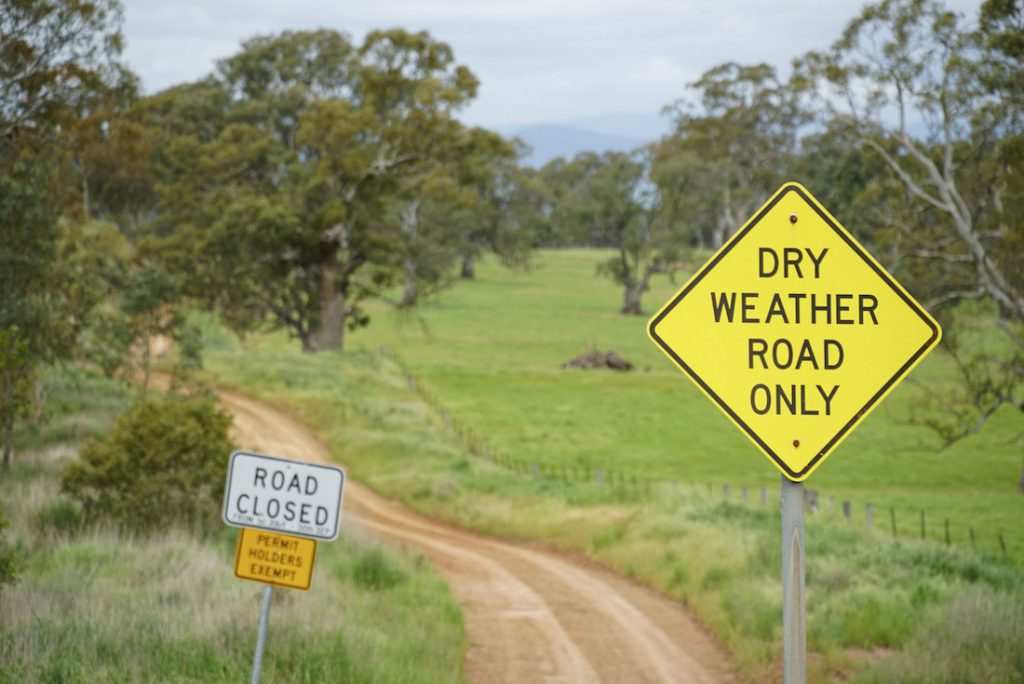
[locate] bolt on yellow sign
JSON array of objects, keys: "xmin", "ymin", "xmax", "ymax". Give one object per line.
[
  {"xmin": 235, "ymin": 527, "xmax": 317, "ymax": 591},
  {"xmin": 648, "ymin": 182, "xmax": 941, "ymax": 481}
]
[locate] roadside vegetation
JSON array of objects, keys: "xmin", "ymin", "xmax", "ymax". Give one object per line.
[
  {"xmin": 0, "ymin": 365, "xmax": 466, "ymax": 683},
  {"xmin": 2, "ymin": 0, "xmax": 1021, "ymax": 682},
  {"xmin": 201, "ymin": 250, "xmax": 1024, "ymax": 683}
]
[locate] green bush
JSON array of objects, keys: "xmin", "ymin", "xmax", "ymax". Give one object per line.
[{"xmin": 60, "ymin": 394, "xmax": 234, "ymax": 535}]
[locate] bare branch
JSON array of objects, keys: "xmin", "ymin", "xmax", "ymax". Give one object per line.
[{"xmin": 861, "ymin": 138, "xmax": 948, "ymax": 211}]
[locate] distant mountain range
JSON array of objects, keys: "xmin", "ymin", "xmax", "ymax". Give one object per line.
[{"xmin": 497, "ymin": 112, "xmax": 674, "ymax": 168}]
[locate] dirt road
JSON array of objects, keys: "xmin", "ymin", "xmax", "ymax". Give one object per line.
[{"xmin": 219, "ymin": 387, "xmax": 736, "ymax": 683}]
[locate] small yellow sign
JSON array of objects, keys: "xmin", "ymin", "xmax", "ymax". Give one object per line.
[
  {"xmin": 234, "ymin": 527, "xmax": 317, "ymax": 591},
  {"xmin": 648, "ymin": 182, "xmax": 941, "ymax": 481}
]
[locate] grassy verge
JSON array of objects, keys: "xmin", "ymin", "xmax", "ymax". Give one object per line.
[
  {"xmin": 200, "ymin": 330, "xmax": 1024, "ymax": 682},
  {"xmin": 0, "ymin": 365, "xmax": 465, "ymax": 683},
  {"xmin": 355, "ymin": 250, "xmax": 1023, "ymax": 560},
  {"xmin": 199, "ymin": 248, "xmax": 1024, "ymax": 682}
]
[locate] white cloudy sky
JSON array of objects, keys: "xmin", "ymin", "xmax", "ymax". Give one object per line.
[{"xmin": 121, "ymin": 0, "xmax": 983, "ymax": 131}]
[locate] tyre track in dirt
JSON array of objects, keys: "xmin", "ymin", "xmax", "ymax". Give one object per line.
[{"xmin": 218, "ymin": 386, "xmax": 736, "ymax": 684}]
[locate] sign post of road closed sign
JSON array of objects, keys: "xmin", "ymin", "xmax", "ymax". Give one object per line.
[
  {"xmin": 222, "ymin": 450, "xmax": 345, "ymax": 684},
  {"xmin": 647, "ymin": 182, "xmax": 941, "ymax": 684},
  {"xmin": 223, "ymin": 450, "xmax": 345, "ymax": 541}
]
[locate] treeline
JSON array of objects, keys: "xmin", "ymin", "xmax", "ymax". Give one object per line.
[
  {"xmin": 0, "ymin": 0, "xmax": 1021, "ymax": 477},
  {"xmin": 528, "ymin": 1, "xmax": 1021, "ymax": 322}
]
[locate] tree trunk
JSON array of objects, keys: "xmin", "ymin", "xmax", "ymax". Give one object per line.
[
  {"xmin": 138, "ymin": 331, "xmax": 151, "ymax": 403},
  {"xmin": 621, "ymin": 282, "xmax": 643, "ymax": 315},
  {"xmin": 460, "ymin": 253, "xmax": 475, "ymax": 279},
  {"xmin": 309, "ymin": 253, "xmax": 347, "ymax": 352},
  {"xmin": 82, "ymin": 169, "xmax": 90, "ymax": 222},
  {"xmin": 310, "ymin": 292, "xmax": 347, "ymax": 351},
  {"xmin": 398, "ymin": 200, "xmax": 421, "ymax": 308},
  {"xmin": 1, "ymin": 370, "xmax": 13, "ymax": 477},
  {"xmin": 400, "ymin": 257, "xmax": 418, "ymax": 308},
  {"xmin": 2, "ymin": 411, "xmax": 11, "ymax": 478}
]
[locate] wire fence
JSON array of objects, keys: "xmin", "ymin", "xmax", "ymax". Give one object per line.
[{"xmin": 380, "ymin": 346, "xmax": 1015, "ymax": 561}]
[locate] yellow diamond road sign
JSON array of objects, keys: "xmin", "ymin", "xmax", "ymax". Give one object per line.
[{"xmin": 648, "ymin": 182, "xmax": 941, "ymax": 481}]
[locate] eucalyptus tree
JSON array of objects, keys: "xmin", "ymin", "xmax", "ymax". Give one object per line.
[
  {"xmin": 151, "ymin": 29, "xmax": 479, "ymax": 351},
  {"xmin": 796, "ymin": 0, "xmax": 1023, "ymax": 485},
  {"xmin": 1, "ymin": 0, "xmax": 129, "ymax": 476},
  {"xmin": 796, "ymin": 0, "xmax": 1021, "ymax": 319},
  {"xmin": 552, "ymin": 150, "xmax": 685, "ymax": 315},
  {"xmin": 660, "ymin": 63, "xmax": 806, "ymax": 248},
  {"xmin": 0, "ymin": 0, "xmax": 125, "ymax": 137},
  {"xmin": 377, "ymin": 123, "xmax": 530, "ymax": 306},
  {"xmin": 450, "ymin": 126, "xmax": 529, "ymax": 280}
]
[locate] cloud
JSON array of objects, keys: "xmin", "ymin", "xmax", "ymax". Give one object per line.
[{"xmin": 121, "ymin": 0, "xmax": 984, "ymax": 128}]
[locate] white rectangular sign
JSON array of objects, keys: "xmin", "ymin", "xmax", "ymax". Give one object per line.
[{"xmin": 223, "ymin": 451, "xmax": 345, "ymax": 541}]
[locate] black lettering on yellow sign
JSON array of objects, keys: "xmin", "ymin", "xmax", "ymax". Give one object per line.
[
  {"xmin": 234, "ymin": 528, "xmax": 315, "ymax": 590},
  {"xmin": 706, "ymin": 246, "xmax": 883, "ymax": 417},
  {"xmin": 648, "ymin": 182, "xmax": 943, "ymax": 483},
  {"xmin": 709, "ymin": 292, "xmax": 879, "ymax": 326}
]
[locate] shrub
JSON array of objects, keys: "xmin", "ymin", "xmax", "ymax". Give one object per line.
[{"xmin": 61, "ymin": 394, "xmax": 234, "ymax": 535}]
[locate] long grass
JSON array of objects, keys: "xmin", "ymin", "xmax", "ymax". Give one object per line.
[{"xmin": 0, "ymin": 366, "xmax": 466, "ymax": 684}]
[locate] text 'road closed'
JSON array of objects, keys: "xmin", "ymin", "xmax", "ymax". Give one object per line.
[{"xmin": 223, "ymin": 451, "xmax": 345, "ymax": 541}]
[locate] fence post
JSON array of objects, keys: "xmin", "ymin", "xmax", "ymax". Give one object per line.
[
  {"xmin": 970, "ymin": 527, "xmax": 976, "ymax": 550},
  {"xmin": 741, "ymin": 485, "xmax": 749, "ymax": 503},
  {"xmin": 842, "ymin": 500, "xmax": 851, "ymax": 520},
  {"xmin": 999, "ymin": 534, "xmax": 1007, "ymax": 556},
  {"xmin": 530, "ymin": 463, "xmax": 538, "ymax": 476},
  {"xmin": 760, "ymin": 485, "xmax": 768, "ymax": 508},
  {"xmin": 891, "ymin": 507, "xmax": 897, "ymax": 537},
  {"xmin": 865, "ymin": 503, "xmax": 873, "ymax": 532},
  {"xmin": 595, "ymin": 467, "xmax": 603, "ymax": 485},
  {"xmin": 920, "ymin": 511, "xmax": 926, "ymax": 540},
  {"xmin": 723, "ymin": 484, "xmax": 730, "ymax": 500}
]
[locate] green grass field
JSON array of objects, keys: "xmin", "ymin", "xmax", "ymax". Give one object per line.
[
  {"xmin": 353, "ymin": 249, "xmax": 1022, "ymax": 557},
  {"xmin": 197, "ymin": 249, "xmax": 1024, "ymax": 683}
]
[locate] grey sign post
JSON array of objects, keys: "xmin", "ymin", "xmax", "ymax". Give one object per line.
[
  {"xmin": 780, "ymin": 476, "xmax": 806, "ymax": 684},
  {"xmin": 251, "ymin": 585, "xmax": 274, "ymax": 684}
]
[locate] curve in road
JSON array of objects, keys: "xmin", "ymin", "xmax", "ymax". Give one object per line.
[{"xmin": 218, "ymin": 386, "xmax": 736, "ymax": 684}]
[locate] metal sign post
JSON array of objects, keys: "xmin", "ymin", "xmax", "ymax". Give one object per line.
[
  {"xmin": 780, "ymin": 477, "xmax": 805, "ymax": 684},
  {"xmin": 251, "ymin": 585, "xmax": 274, "ymax": 684}
]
